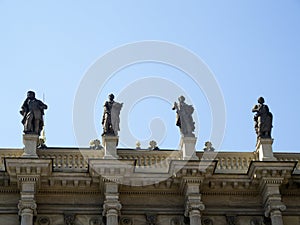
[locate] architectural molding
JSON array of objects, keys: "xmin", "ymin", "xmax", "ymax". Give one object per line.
[{"xmin": 0, "ymin": 148, "xmax": 299, "ymax": 225}]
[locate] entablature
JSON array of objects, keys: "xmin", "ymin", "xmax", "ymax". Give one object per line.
[{"xmin": 0, "ymin": 148, "xmax": 299, "ymax": 198}]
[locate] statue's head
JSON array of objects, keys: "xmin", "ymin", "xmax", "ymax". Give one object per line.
[
  {"xmin": 178, "ymin": 95, "xmax": 185, "ymax": 102},
  {"xmin": 27, "ymin": 91, "xmax": 35, "ymax": 100},
  {"xmin": 258, "ymin": 96, "xmax": 265, "ymax": 104},
  {"xmin": 109, "ymin": 93, "xmax": 115, "ymax": 101}
]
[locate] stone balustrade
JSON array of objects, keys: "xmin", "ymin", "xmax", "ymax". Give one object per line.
[
  {"xmin": 118, "ymin": 149, "xmax": 182, "ymax": 173},
  {"xmin": 118, "ymin": 149, "xmax": 181, "ymax": 167},
  {"xmin": 197, "ymin": 152, "xmax": 259, "ymax": 173},
  {"xmin": 38, "ymin": 148, "xmax": 103, "ymax": 172},
  {"xmin": 0, "ymin": 148, "xmax": 299, "ymax": 174}
]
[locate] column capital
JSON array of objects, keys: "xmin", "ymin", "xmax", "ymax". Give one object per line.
[
  {"xmin": 184, "ymin": 194, "xmax": 205, "ymax": 217},
  {"xmin": 265, "ymin": 201, "xmax": 286, "ymax": 217},
  {"xmin": 18, "ymin": 199, "xmax": 37, "ymax": 216},
  {"xmin": 5, "ymin": 158, "xmax": 52, "ymax": 189},
  {"xmin": 103, "ymin": 200, "xmax": 122, "ymax": 216},
  {"xmin": 102, "ymin": 180, "xmax": 122, "ymax": 224}
]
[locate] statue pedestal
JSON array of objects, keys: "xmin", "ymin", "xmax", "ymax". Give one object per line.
[
  {"xmin": 256, "ymin": 138, "xmax": 276, "ymax": 161},
  {"xmin": 22, "ymin": 134, "xmax": 39, "ymax": 158},
  {"xmin": 102, "ymin": 136, "xmax": 119, "ymax": 159},
  {"xmin": 180, "ymin": 137, "xmax": 198, "ymax": 160}
]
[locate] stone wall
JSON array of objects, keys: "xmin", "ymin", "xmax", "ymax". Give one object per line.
[{"xmin": 0, "ymin": 148, "xmax": 299, "ymax": 225}]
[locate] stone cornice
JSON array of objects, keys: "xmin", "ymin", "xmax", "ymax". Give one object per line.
[
  {"xmin": 37, "ymin": 189, "xmax": 101, "ymax": 195},
  {"xmin": 248, "ymin": 161, "xmax": 297, "ymax": 182},
  {"xmin": 5, "ymin": 158, "xmax": 52, "ymax": 189},
  {"xmin": 48, "ymin": 175, "xmax": 94, "ymax": 188},
  {"xmin": 89, "ymin": 159, "xmax": 135, "ymax": 177},
  {"xmin": 1, "ymin": 149, "xmax": 300, "ymax": 173},
  {"xmin": 119, "ymin": 190, "xmax": 181, "ymax": 195},
  {"xmin": 169, "ymin": 160, "xmax": 217, "ymax": 178},
  {"xmin": 171, "ymin": 160, "xmax": 216, "ymax": 194},
  {"xmin": 202, "ymin": 191, "xmax": 259, "ymax": 196},
  {"xmin": 205, "ymin": 174, "xmax": 253, "ymax": 191},
  {"xmin": 1, "ymin": 150, "xmax": 299, "ymax": 204}
]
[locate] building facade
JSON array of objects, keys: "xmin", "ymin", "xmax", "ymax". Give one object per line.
[{"xmin": 0, "ymin": 135, "xmax": 300, "ymax": 225}]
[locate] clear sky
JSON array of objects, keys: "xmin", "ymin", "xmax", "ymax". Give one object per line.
[{"xmin": 0, "ymin": 1, "xmax": 299, "ymax": 152}]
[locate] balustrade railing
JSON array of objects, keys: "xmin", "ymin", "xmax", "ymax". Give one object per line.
[
  {"xmin": 118, "ymin": 149, "xmax": 182, "ymax": 172},
  {"xmin": 0, "ymin": 148, "xmax": 299, "ymax": 174},
  {"xmin": 38, "ymin": 148, "xmax": 103, "ymax": 172},
  {"xmin": 197, "ymin": 152, "xmax": 258, "ymax": 173}
]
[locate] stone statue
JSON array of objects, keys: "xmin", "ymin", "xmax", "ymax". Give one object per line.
[
  {"xmin": 203, "ymin": 141, "xmax": 215, "ymax": 152},
  {"xmin": 148, "ymin": 140, "xmax": 159, "ymax": 150},
  {"xmin": 252, "ymin": 97, "xmax": 273, "ymax": 139},
  {"xmin": 172, "ymin": 96, "xmax": 195, "ymax": 137},
  {"xmin": 89, "ymin": 139, "xmax": 103, "ymax": 150},
  {"xmin": 102, "ymin": 94, "xmax": 123, "ymax": 136},
  {"xmin": 136, "ymin": 141, "xmax": 141, "ymax": 150},
  {"xmin": 38, "ymin": 127, "xmax": 47, "ymax": 149},
  {"xmin": 20, "ymin": 91, "xmax": 48, "ymax": 135}
]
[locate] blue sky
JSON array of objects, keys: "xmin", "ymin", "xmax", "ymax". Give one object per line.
[{"xmin": 0, "ymin": 1, "xmax": 299, "ymax": 152}]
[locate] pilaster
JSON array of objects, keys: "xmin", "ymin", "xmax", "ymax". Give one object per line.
[
  {"xmin": 183, "ymin": 182, "xmax": 205, "ymax": 225},
  {"xmin": 5, "ymin": 158, "xmax": 52, "ymax": 225},
  {"xmin": 260, "ymin": 177, "xmax": 286, "ymax": 225},
  {"xmin": 102, "ymin": 181, "xmax": 121, "ymax": 225},
  {"xmin": 18, "ymin": 199, "xmax": 37, "ymax": 225},
  {"xmin": 177, "ymin": 161, "xmax": 216, "ymax": 225},
  {"xmin": 248, "ymin": 161, "xmax": 296, "ymax": 225}
]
